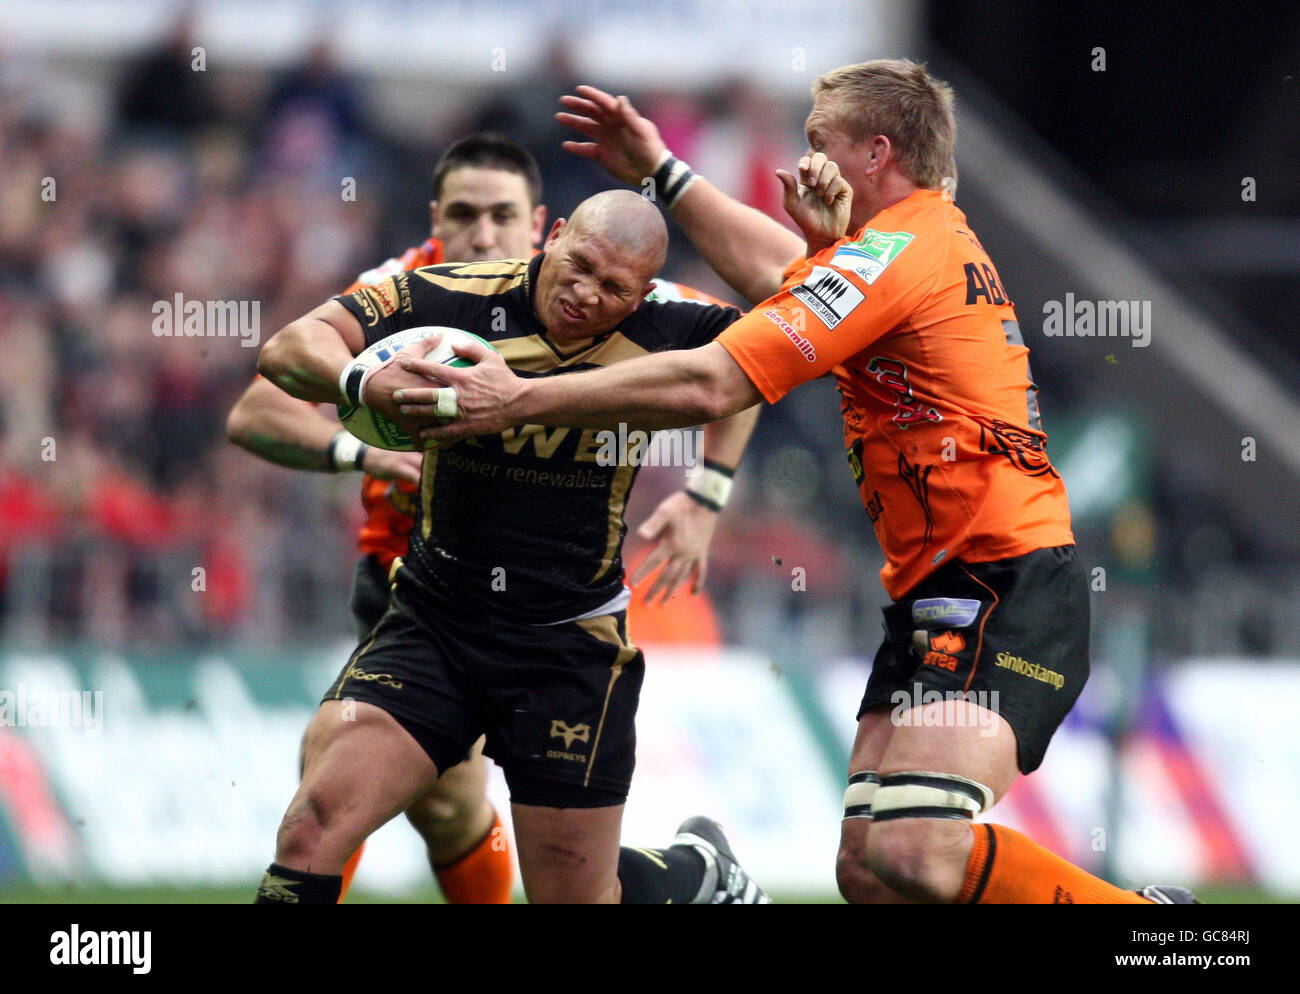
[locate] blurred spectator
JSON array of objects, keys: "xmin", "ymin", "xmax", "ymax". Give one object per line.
[{"xmin": 116, "ymin": 8, "xmax": 218, "ymax": 137}]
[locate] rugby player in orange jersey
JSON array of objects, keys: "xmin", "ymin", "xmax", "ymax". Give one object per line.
[{"xmin": 409, "ymin": 63, "xmax": 1196, "ymax": 905}]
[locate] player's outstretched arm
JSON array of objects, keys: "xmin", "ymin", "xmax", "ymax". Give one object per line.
[
  {"xmin": 226, "ymin": 376, "xmax": 421, "ymax": 482},
  {"xmin": 557, "ymin": 85, "xmax": 804, "ymax": 305},
  {"xmin": 227, "ymin": 376, "xmax": 343, "ymax": 470},
  {"xmin": 631, "ymin": 404, "xmax": 760, "ymax": 603},
  {"xmin": 398, "ymin": 338, "xmax": 761, "ymax": 439}
]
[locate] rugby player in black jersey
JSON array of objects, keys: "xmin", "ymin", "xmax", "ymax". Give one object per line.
[{"xmin": 255, "ymin": 190, "xmax": 769, "ymax": 904}]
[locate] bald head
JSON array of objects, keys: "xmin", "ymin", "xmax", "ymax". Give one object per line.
[
  {"xmin": 535, "ymin": 189, "xmax": 671, "ymax": 340},
  {"xmin": 564, "ymin": 189, "xmax": 668, "ymax": 278}
]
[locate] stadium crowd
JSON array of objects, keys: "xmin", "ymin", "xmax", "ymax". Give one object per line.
[
  {"xmin": 1, "ymin": 26, "xmax": 1290, "ymax": 662},
  {"xmin": 0, "ymin": 31, "xmax": 875, "ymax": 650}
]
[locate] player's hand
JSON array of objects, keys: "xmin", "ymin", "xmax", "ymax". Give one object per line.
[
  {"xmin": 360, "ymin": 340, "xmax": 451, "ymax": 434},
  {"xmin": 360, "ymin": 447, "xmax": 422, "ymax": 483},
  {"xmin": 776, "ymin": 152, "xmax": 852, "ymax": 256},
  {"xmin": 557, "ymin": 85, "xmax": 667, "ymax": 186},
  {"xmin": 392, "ymin": 337, "xmax": 526, "ymax": 442},
  {"xmin": 630, "ymin": 489, "xmax": 718, "ymax": 604}
]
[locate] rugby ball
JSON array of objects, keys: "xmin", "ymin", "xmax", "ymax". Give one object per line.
[{"xmin": 337, "ymin": 326, "xmax": 495, "ymax": 451}]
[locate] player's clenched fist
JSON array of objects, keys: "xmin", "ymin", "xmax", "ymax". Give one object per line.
[
  {"xmin": 776, "ymin": 152, "xmax": 853, "ymax": 256},
  {"xmin": 556, "ymin": 84, "xmax": 667, "ymax": 185}
]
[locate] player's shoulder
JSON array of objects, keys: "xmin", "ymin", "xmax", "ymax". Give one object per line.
[
  {"xmin": 636, "ymin": 280, "xmax": 741, "ymax": 323},
  {"xmin": 405, "ymin": 257, "xmax": 531, "ymax": 297},
  {"xmin": 623, "ymin": 282, "xmax": 742, "ymax": 350},
  {"xmin": 636, "ymin": 281, "xmax": 740, "ymax": 321},
  {"xmin": 411, "ymin": 257, "xmax": 531, "ymax": 278},
  {"xmin": 822, "ymin": 190, "xmax": 957, "ymax": 288}
]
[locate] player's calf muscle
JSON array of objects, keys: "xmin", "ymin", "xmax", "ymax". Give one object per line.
[
  {"xmin": 405, "ymin": 787, "xmax": 494, "ymax": 863},
  {"xmin": 837, "ymin": 822, "xmax": 912, "ymax": 904},
  {"xmin": 865, "ymin": 817, "xmax": 973, "ymax": 903}
]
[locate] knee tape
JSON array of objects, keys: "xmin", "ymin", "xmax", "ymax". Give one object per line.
[
  {"xmin": 842, "ymin": 771, "xmax": 879, "ymax": 820},
  {"xmin": 869, "ymin": 771, "xmax": 993, "ymax": 823}
]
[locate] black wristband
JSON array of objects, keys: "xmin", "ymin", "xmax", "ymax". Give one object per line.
[{"xmin": 651, "ymin": 154, "xmax": 697, "ymax": 207}]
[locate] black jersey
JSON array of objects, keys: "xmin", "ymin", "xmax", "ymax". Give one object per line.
[{"xmin": 335, "ymin": 254, "xmax": 742, "ymax": 623}]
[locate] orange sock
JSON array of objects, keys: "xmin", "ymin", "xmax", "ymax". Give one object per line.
[
  {"xmin": 338, "ymin": 842, "xmax": 365, "ymax": 904},
  {"xmin": 434, "ymin": 809, "xmax": 513, "ymax": 905},
  {"xmin": 958, "ymin": 823, "xmax": 1152, "ymax": 904}
]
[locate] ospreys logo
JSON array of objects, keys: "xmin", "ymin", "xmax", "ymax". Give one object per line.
[{"xmin": 549, "ymin": 720, "xmax": 591, "ymax": 749}]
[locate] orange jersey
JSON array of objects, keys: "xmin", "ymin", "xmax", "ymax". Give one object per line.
[
  {"xmin": 626, "ymin": 575, "xmax": 722, "ymax": 647},
  {"xmin": 716, "ymin": 189, "xmax": 1074, "ymax": 600},
  {"xmin": 349, "ymin": 239, "xmax": 443, "ymax": 570},
  {"xmin": 342, "ymin": 238, "xmax": 445, "ymax": 297}
]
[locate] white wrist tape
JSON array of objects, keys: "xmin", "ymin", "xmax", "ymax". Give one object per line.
[
  {"xmin": 685, "ymin": 461, "xmax": 734, "ymax": 512},
  {"xmin": 328, "ymin": 429, "xmax": 369, "ymax": 471},
  {"xmin": 339, "ymin": 356, "xmax": 372, "ymax": 406}
]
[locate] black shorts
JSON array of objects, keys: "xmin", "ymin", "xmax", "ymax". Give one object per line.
[
  {"xmin": 324, "ymin": 564, "xmax": 643, "ymax": 808},
  {"xmin": 858, "ymin": 545, "xmax": 1090, "ymax": 773},
  {"xmin": 349, "ymin": 554, "xmax": 392, "ymax": 640}
]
